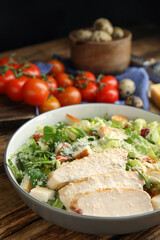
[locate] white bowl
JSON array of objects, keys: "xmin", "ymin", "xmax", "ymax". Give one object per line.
[{"xmin": 4, "ymin": 103, "xmax": 160, "ymax": 235}]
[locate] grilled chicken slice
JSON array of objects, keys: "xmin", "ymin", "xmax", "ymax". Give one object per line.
[
  {"xmin": 70, "ymin": 188, "xmax": 153, "ymax": 216},
  {"xmin": 59, "ymin": 170, "xmax": 145, "ymax": 209},
  {"xmin": 47, "ymin": 148, "xmax": 128, "ymax": 189}
]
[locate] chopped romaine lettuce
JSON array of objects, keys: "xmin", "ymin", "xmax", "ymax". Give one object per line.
[{"xmin": 134, "ymin": 118, "xmax": 146, "ymax": 135}]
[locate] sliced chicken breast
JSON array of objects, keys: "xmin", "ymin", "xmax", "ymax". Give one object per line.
[
  {"xmin": 70, "ymin": 188, "xmax": 153, "ymax": 216},
  {"xmin": 59, "ymin": 170, "xmax": 145, "ymax": 209},
  {"xmin": 47, "ymin": 148, "xmax": 128, "ymax": 189}
]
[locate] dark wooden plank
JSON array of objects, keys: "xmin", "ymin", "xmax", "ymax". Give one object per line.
[
  {"xmin": 132, "ymin": 36, "xmax": 160, "ymax": 61},
  {"xmin": 0, "ymin": 128, "xmax": 17, "ymax": 172},
  {"xmin": 0, "ymin": 38, "xmax": 70, "ymax": 62},
  {"xmin": 0, "ymin": 95, "xmax": 36, "ymax": 124}
]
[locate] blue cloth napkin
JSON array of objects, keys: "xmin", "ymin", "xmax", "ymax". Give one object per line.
[
  {"xmin": 115, "ymin": 67, "xmax": 150, "ymax": 110},
  {"xmin": 34, "ymin": 62, "xmax": 53, "ymax": 74},
  {"xmin": 35, "ymin": 54, "xmax": 150, "ymax": 111}
]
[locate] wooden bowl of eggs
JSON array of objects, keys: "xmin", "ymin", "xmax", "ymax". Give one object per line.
[{"xmin": 69, "ymin": 18, "xmax": 132, "ymax": 75}]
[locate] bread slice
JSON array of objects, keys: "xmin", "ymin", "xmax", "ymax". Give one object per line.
[
  {"xmin": 59, "ymin": 170, "xmax": 145, "ymax": 209},
  {"xmin": 70, "ymin": 188, "xmax": 153, "ymax": 216},
  {"xmin": 47, "ymin": 148, "xmax": 128, "ymax": 189}
]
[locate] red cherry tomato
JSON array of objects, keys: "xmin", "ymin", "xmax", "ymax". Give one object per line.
[
  {"xmin": 46, "ymin": 59, "xmax": 65, "ymax": 75},
  {"xmin": 38, "ymin": 96, "xmax": 61, "ymax": 114},
  {"xmin": 79, "ymin": 82, "xmax": 98, "ymax": 102},
  {"xmin": 57, "ymin": 87, "xmax": 82, "ymax": 106},
  {"xmin": 56, "ymin": 73, "xmax": 74, "ymax": 88},
  {"xmin": 22, "ymin": 78, "xmax": 49, "ymax": 106},
  {"xmin": 38, "ymin": 75, "xmax": 58, "ymax": 96},
  {"xmin": 75, "ymin": 72, "xmax": 96, "ymax": 102},
  {"xmin": 20, "ymin": 63, "xmax": 40, "ymax": 76},
  {"xmin": 6, "ymin": 76, "xmax": 29, "ymax": 101},
  {"xmin": 75, "ymin": 71, "xmax": 96, "ymax": 86},
  {"xmin": 0, "ymin": 70, "xmax": 15, "ymax": 94},
  {"xmin": 99, "ymin": 75, "xmax": 118, "ymax": 89},
  {"xmin": 96, "ymin": 85, "xmax": 119, "ymax": 103},
  {"xmin": 0, "ymin": 58, "xmax": 20, "ymax": 69}
]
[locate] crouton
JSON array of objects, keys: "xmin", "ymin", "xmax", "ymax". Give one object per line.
[
  {"xmin": 30, "ymin": 186, "xmax": 55, "ymax": 202},
  {"xmin": 20, "ymin": 174, "xmax": 32, "ymax": 193},
  {"xmin": 65, "ymin": 114, "xmax": 80, "ymax": 126},
  {"xmin": 151, "ymin": 194, "xmax": 160, "ymax": 210},
  {"xmin": 111, "ymin": 115, "xmax": 128, "ymax": 123},
  {"xmin": 72, "ymin": 145, "xmax": 92, "ymax": 159}
]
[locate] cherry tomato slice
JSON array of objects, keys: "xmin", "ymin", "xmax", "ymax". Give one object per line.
[
  {"xmin": 34, "ymin": 132, "xmax": 43, "ymax": 142},
  {"xmin": 56, "ymin": 155, "xmax": 71, "ymax": 162}
]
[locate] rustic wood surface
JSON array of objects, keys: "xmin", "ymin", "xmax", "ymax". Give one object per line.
[{"xmin": 1, "ymin": 25, "xmax": 160, "ymax": 239}]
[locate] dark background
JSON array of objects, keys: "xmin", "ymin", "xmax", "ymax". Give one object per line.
[{"xmin": 0, "ymin": 0, "xmax": 160, "ymax": 52}]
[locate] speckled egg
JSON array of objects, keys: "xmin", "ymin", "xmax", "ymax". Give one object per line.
[
  {"xmin": 125, "ymin": 95, "xmax": 143, "ymax": 108},
  {"xmin": 91, "ymin": 30, "xmax": 112, "ymax": 42},
  {"xmin": 76, "ymin": 29, "xmax": 93, "ymax": 41},
  {"xmin": 119, "ymin": 78, "xmax": 136, "ymax": 99},
  {"xmin": 93, "ymin": 18, "xmax": 113, "ymax": 35}
]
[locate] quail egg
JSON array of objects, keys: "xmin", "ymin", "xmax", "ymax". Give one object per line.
[
  {"xmin": 93, "ymin": 18, "xmax": 113, "ymax": 35},
  {"xmin": 112, "ymin": 27, "xmax": 124, "ymax": 39},
  {"xmin": 91, "ymin": 30, "xmax": 112, "ymax": 42},
  {"xmin": 76, "ymin": 29, "xmax": 93, "ymax": 41},
  {"xmin": 119, "ymin": 78, "xmax": 136, "ymax": 99},
  {"xmin": 125, "ymin": 95, "xmax": 143, "ymax": 108}
]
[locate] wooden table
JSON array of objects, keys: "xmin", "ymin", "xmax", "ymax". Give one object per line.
[{"xmin": 1, "ymin": 27, "xmax": 160, "ymax": 239}]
